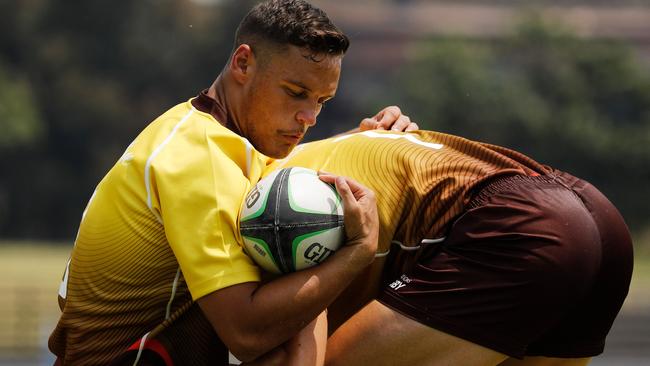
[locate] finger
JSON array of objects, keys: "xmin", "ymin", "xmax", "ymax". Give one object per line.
[
  {"xmin": 318, "ymin": 174, "xmax": 336, "ymax": 184},
  {"xmin": 321, "ymin": 174, "xmax": 371, "ymax": 201},
  {"xmin": 334, "ymin": 177, "xmax": 370, "ymax": 244},
  {"xmin": 405, "ymin": 122, "xmax": 419, "ymax": 132},
  {"xmin": 376, "ymin": 106, "xmax": 402, "ymax": 129},
  {"xmin": 335, "ymin": 176, "xmax": 375, "ymax": 206},
  {"xmin": 334, "ymin": 176, "xmax": 359, "ymax": 213},
  {"xmin": 390, "ymin": 115, "xmax": 411, "ymax": 132},
  {"xmin": 337, "ymin": 176, "xmax": 371, "ymax": 200},
  {"xmin": 358, "ymin": 118, "xmax": 378, "ymax": 132}
]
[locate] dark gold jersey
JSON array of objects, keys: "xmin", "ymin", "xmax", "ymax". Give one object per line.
[
  {"xmin": 266, "ymin": 130, "xmax": 549, "ymax": 329},
  {"xmin": 267, "ymin": 130, "xmax": 548, "ymax": 254}
]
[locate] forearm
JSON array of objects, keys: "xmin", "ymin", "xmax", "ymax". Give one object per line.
[
  {"xmin": 240, "ymin": 309, "xmax": 327, "ymax": 366},
  {"xmin": 198, "ymin": 244, "xmax": 374, "ymax": 361},
  {"xmin": 199, "ymin": 175, "xmax": 378, "ymax": 362},
  {"xmin": 277, "ymin": 310, "xmax": 328, "ymax": 366},
  {"xmin": 251, "ymin": 244, "xmax": 372, "ymax": 332},
  {"xmin": 246, "ymin": 246, "xmax": 370, "ymax": 356}
]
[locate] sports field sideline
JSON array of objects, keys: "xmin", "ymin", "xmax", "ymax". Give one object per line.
[{"xmin": 0, "ymin": 241, "xmax": 648, "ymax": 365}]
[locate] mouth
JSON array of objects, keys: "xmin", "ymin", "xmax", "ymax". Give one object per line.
[{"xmin": 281, "ymin": 132, "xmax": 305, "ymax": 144}]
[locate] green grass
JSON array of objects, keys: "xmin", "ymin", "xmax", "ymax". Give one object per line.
[
  {"xmin": 626, "ymin": 229, "xmax": 650, "ymax": 311},
  {"xmin": 0, "ymin": 237, "xmax": 648, "ymax": 356},
  {"xmin": 627, "ymin": 245, "xmax": 650, "ymax": 312},
  {"xmin": 0, "ymin": 241, "xmax": 72, "ymax": 355}
]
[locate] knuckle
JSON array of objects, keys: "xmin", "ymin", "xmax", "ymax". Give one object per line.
[
  {"xmin": 359, "ymin": 119, "xmax": 375, "ymax": 130},
  {"xmin": 366, "ymin": 189, "xmax": 376, "ymax": 201}
]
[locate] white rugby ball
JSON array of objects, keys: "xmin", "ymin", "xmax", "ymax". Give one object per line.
[{"xmin": 240, "ymin": 167, "xmax": 345, "ymax": 273}]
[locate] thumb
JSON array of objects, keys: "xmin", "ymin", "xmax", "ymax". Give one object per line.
[
  {"xmin": 334, "ymin": 176, "xmax": 360, "ymax": 214},
  {"xmin": 359, "ymin": 118, "xmax": 381, "ymax": 132}
]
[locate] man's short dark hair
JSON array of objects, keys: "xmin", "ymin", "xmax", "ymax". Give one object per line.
[{"xmin": 235, "ymin": 0, "xmax": 350, "ymax": 60}]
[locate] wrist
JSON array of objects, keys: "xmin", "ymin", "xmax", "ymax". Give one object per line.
[{"xmin": 337, "ymin": 238, "xmax": 377, "ymax": 269}]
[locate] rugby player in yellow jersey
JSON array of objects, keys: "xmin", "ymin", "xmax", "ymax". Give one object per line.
[
  {"xmin": 48, "ymin": 1, "xmax": 417, "ymax": 365},
  {"xmin": 268, "ymin": 130, "xmax": 633, "ymax": 366}
]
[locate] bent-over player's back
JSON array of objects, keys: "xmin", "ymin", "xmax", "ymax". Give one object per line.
[
  {"xmin": 266, "ymin": 130, "xmax": 550, "ymax": 330},
  {"xmin": 268, "ymin": 130, "xmax": 548, "ymax": 253}
]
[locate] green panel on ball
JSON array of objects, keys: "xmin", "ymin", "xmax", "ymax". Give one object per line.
[
  {"xmin": 292, "ymin": 227, "xmax": 340, "ymax": 270},
  {"xmin": 241, "ymin": 169, "xmax": 281, "ymax": 222},
  {"xmin": 242, "ymin": 235, "xmax": 281, "ymax": 273}
]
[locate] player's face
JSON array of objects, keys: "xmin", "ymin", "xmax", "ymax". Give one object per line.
[{"xmin": 242, "ymin": 46, "xmax": 341, "ymax": 159}]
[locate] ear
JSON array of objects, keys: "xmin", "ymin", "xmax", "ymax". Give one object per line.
[{"xmin": 229, "ymin": 44, "xmax": 256, "ymax": 84}]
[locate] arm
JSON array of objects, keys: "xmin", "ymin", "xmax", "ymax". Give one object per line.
[
  {"xmin": 241, "ymin": 311, "xmax": 328, "ymax": 366},
  {"xmin": 198, "ymin": 175, "xmax": 378, "ymax": 362}
]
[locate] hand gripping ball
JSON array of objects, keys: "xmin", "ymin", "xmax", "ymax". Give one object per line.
[{"xmin": 240, "ymin": 167, "xmax": 345, "ymax": 273}]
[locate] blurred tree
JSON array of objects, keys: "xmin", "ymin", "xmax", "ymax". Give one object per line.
[
  {"xmin": 392, "ymin": 13, "xmax": 650, "ymax": 229},
  {"xmin": 0, "ymin": 63, "xmax": 44, "ymax": 149},
  {"xmin": 0, "ymin": 2, "xmax": 648, "ymax": 239},
  {"xmin": 0, "ymin": 61, "xmax": 45, "ymax": 234},
  {"xmin": 0, "ymin": 0, "xmax": 257, "ymax": 239}
]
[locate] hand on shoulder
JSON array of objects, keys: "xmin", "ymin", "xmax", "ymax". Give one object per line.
[{"xmin": 359, "ymin": 106, "xmax": 419, "ymax": 132}]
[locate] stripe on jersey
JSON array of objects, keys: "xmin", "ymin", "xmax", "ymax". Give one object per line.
[{"xmin": 144, "ymin": 108, "xmax": 196, "ymax": 223}]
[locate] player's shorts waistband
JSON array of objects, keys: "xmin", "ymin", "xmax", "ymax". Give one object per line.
[{"xmin": 468, "ymin": 172, "xmax": 568, "ymax": 210}]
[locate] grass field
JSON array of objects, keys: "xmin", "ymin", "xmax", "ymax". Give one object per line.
[
  {"xmin": 0, "ymin": 242, "xmax": 72, "ymax": 364},
  {"xmin": 0, "ymin": 239, "xmax": 648, "ymax": 364}
]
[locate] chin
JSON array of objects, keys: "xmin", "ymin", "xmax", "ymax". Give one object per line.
[
  {"xmin": 259, "ymin": 144, "xmax": 294, "ymax": 159},
  {"xmin": 268, "ymin": 148, "xmax": 292, "ymax": 159}
]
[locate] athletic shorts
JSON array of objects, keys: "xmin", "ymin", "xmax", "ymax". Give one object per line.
[{"xmin": 378, "ymin": 170, "xmax": 634, "ymax": 359}]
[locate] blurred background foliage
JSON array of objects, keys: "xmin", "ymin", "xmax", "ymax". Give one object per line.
[
  {"xmin": 389, "ymin": 14, "xmax": 650, "ymax": 231},
  {"xmin": 0, "ymin": 0, "xmax": 649, "ymax": 242}
]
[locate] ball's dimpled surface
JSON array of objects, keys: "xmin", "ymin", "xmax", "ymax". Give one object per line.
[{"xmin": 240, "ymin": 167, "xmax": 345, "ymax": 273}]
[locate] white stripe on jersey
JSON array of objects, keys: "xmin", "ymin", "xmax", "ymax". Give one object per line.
[
  {"xmin": 144, "ymin": 108, "xmax": 196, "ymax": 223},
  {"xmin": 333, "ymin": 131, "xmax": 444, "ymax": 150}
]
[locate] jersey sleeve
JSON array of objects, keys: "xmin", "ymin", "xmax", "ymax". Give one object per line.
[{"xmin": 149, "ymin": 132, "xmax": 261, "ymax": 300}]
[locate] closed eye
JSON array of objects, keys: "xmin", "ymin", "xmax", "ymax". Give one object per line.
[
  {"xmin": 285, "ymin": 87, "xmax": 307, "ymax": 99},
  {"xmin": 318, "ymin": 97, "xmax": 332, "ymax": 106}
]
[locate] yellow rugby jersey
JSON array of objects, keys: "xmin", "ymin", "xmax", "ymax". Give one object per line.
[
  {"xmin": 267, "ymin": 130, "xmax": 548, "ymax": 255},
  {"xmin": 49, "ymin": 99, "xmax": 270, "ymax": 365}
]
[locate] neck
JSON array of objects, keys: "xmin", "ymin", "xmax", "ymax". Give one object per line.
[{"xmin": 208, "ymin": 74, "xmax": 244, "ymax": 136}]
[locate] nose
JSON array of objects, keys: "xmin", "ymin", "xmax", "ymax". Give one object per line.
[{"xmin": 296, "ymin": 108, "xmax": 317, "ymax": 127}]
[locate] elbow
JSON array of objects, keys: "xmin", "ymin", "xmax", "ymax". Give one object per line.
[
  {"xmin": 226, "ymin": 332, "xmax": 275, "ymax": 363},
  {"xmin": 232, "ymin": 344, "xmax": 290, "ymax": 365},
  {"xmin": 195, "ymin": 284, "xmax": 285, "ymax": 362},
  {"xmin": 229, "ymin": 345, "xmax": 262, "ymax": 363}
]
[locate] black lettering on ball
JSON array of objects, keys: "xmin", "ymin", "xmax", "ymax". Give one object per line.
[
  {"xmin": 246, "ymin": 186, "xmax": 261, "ymax": 209},
  {"xmin": 305, "ymin": 242, "xmax": 334, "ymax": 264}
]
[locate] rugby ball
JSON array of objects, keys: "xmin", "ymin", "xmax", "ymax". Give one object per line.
[{"xmin": 240, "ymin": 167, "xmax": 345, "ymax": 273}]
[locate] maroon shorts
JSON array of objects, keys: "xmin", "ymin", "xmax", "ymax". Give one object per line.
[{"xmin": 378, "ymin": 171, "xmax": 634, "ymax": 359}]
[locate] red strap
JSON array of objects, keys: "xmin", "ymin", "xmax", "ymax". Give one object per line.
[{"xmin": 126, "ymin": 337, "xmax": 174, "ymax": 366}]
